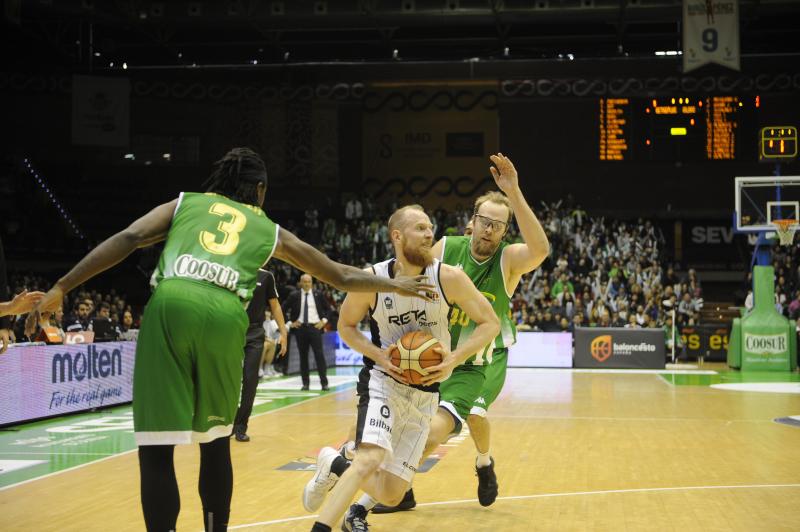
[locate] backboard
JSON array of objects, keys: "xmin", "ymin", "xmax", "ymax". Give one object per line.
[{"xmin": 734, "ymin": 176, "xmax": 800, "ymax": 233}]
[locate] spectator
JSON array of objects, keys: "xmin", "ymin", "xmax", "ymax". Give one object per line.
[
  {"xmin": 89, "ymin": 302, "xmax": 118, "ymax": 341},
  {"xmin": 64, "ymin": 300, "xmax": 90, "ymax": 332},
  {"xmin": 552, "ymin": 273, "xmax": 574, "ymax": 299},
  {"xmin": 118, "ymin": 310, "xmax": 139, "ymax": 341},
  {"xmin": 344, "ymin": 197, "xmax": 363, "ymax": 223}
]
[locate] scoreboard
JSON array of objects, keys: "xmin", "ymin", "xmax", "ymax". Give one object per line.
[{"xmin": 597, "ymin": 95, "xmax": 789, "ymax": 162}]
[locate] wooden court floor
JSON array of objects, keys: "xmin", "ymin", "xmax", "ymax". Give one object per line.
[{"xmin": 2, "ymin": 365, "xmax": 800, "ymax": 531}]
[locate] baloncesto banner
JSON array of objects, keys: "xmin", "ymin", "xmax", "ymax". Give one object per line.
[{"xmin": 574, "ymin": 328, "xmax": 665, "ymax": 369}]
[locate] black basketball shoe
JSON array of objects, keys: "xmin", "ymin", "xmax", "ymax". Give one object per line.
[
  {"xmin": 371, "ymin": 488, "xmax": 416, "ymax": 514},
  {"xmin": 341, "ymin": 503, "xmax": 369, "ymax": 531},
  {"xmin": 476, "ymin": 457, "xmax": 498, "ymax": 506}
]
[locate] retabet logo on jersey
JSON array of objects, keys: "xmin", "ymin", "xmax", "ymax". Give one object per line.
[
  {"xmin": 52, "ymin": 345, "xmax": 122, "ymax": 383},
  {"xmin": 174, "ymin": 254, "xmax": 240, "ymax": 291},
  {"xmin": 590, "ymin": 335, "xmax": 613, "ymax": 362},
  {"xmin": 387, "ymin": 309, "xmax": 437, "ymax": 327}
]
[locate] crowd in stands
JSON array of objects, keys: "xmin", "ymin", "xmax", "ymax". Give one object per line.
[
  {"xmin": 273, "ymin": 196, "xmax": 705, "ymax": 340},
  {"xmin": 6, "ymin": 272, "xmax": 139, "ymax": 343},
  {"xmin": 5, "ymin": 194, "xmax": 715, "ymax": 346}
]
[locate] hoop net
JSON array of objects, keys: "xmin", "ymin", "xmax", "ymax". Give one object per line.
[{"xmin": 772, "ymin": 219, "xmax": 798, "ymax": 246}]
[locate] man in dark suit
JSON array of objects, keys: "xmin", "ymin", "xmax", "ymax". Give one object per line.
[{"xmin": 283, "ymin": 273, "xmax": 332, "ymax": 390}]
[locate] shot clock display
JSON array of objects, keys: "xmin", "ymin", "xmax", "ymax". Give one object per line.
[{"xmin": 759, "ymin": 126, "xmax": 798, "ymax": 161}]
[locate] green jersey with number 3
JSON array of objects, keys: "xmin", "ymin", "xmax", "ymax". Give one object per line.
[
  {"xmin": 441, "ymin": 235, "xmax": 516, "ymax": 365},
  {"xmin": 150, "ymin": 192, "xmax": 279, "ymax": 304}
]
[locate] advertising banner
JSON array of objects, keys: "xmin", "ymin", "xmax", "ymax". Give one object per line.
[
  {"xmin": 0, "ymin": 341, "xmax": 136, "ymax": 425},
  {"xmin": 334, "ymin": 331, "xmax": 573, "ymax": 368},
  {"xmin": 508, "ymin": 332, "xmax": 573, "ymax": 368},
  {"xmin": 680, "ymin": 325, "xmax": 730, "ymax": 361},
  {"xmin": 575, "ymin": 328, "xmax": 665, "ymax": 369}
]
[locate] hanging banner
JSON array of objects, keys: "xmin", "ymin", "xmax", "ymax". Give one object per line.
[
  {"xmin": 71, "ymin": 75, "xmax": 131, "ymax": 147},
  {"xmin": 683, "ymin": 0, "xmax": 740, "ymax": 72}
]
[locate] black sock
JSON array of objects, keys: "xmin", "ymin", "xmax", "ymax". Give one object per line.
[
  {"xmin": 138, "ymin": 445, "xmax": 180, "ymax": 532},
  {"xmin": 199, "ymin": 437, "xmax": 233, "ymax": 532},
  {"xmin": 311, "ymin": 522, "xmax": 332, "ymax": 532},
  {"xmin": 330, "ymin": 455, "xmax": 350, "ymax": 476}
]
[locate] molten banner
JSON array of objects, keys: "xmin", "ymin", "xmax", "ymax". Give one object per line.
[{"xmin": 0, "ymin": 342, "xmax": 136, "ymax": 426}]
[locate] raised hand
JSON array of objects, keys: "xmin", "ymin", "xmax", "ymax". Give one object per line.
[{"xmin": 489, "ymin": 152, "xmax": 519, "ymax": 195}]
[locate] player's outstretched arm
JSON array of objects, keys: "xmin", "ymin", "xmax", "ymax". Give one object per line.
[
  {"xmin": 338, "ymin": 290, "xmax": 406, "ymax": 382},
  {"xmin": 421, "ymin": 266, "xmax": 499, "ymax": 385},
  {"xmin": 489, "ymin": 153, "xmax": 550, "ymax": 278},
  {"xmin": 0, "ymin": 290, "xmax": 45, "ymax": 317},
  {"xmin": 25, "ymin": 199, "xmax": 178, "ymax": 334},
  {"xmin": 273, "ymin": 229, "xmax": 436, "ymax": 300}
]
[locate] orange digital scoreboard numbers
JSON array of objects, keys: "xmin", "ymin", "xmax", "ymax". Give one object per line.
[
  {"xmin": 705, "ymin": 96, "xmax": 739, "ymax": 160},
  {"xmin": 760, "ymin": 126, "xmax": 798, "ymax": 161},
  {"xmin": 599, "ymin": 98, "xmax": 629, "ymax": 161}
]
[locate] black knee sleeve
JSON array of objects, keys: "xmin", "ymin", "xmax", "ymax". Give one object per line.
[
  {"xmin": 138, "ymin": 445, "xmax": 179, "ymax": 532},
  {"xmin": 198, "ymin": 437, "xmax": 233, "ymax": 531}
]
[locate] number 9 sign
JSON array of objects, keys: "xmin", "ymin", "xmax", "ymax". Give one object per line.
[{"xmin": 682, "ymin": 0, "xmax": 739, "ymax": 73}]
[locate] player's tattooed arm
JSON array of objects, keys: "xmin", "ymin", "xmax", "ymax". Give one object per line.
[
  {"xmin": 273, "ymin": 229, "xmax": 435, "ymax": 300},
  {"xmin": 50, "ymin": 199, "xmax": 177, "ymax": 296},
  {"xmin": 25, "ymin": 199, "xmax": 178, "ymax": 334}
]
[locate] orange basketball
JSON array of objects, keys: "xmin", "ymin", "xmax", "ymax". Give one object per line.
[{"xmin": 389, "ymin": 331, "xmax": 443, "ymax": 385}]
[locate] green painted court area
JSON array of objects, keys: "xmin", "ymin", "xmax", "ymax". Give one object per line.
[
  {"xmin": 0, "ymin": 375, "xmax": 358, "ymax": 490},
  {"xmin": 661, "ymin": 370, "xmax": 800, "ymax": 386}
]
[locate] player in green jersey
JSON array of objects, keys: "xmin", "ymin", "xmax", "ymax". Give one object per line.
[
  {"xmin": 370, "ymin": 153, "xmax": 550, "ymax": 518},
  {"xmin": 26, "ymin": 148, "xmax": 436, "ymax": 532}
]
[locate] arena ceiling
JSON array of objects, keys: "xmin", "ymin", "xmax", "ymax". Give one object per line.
[{"xmin": 3, "ymin": 0, "xmax": 800, "ymax": 69}]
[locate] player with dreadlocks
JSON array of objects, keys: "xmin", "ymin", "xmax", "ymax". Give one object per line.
[{"xmin": 26, "ymin": 147, "xmax": 436, "ymax": 532}]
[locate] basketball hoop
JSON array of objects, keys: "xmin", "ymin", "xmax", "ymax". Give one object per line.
[{"xmin": 771, "ymin": 219, "xmax": 798, "ymax": 246}]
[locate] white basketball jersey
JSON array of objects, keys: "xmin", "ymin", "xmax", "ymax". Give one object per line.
[{"xmin": 369, "ymin": 258, "xmax": 452, "ymax": 353}]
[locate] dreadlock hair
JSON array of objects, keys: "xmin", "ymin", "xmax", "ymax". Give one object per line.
[{"xmin": 203, "ymin": 147, "xmax": 267, "ymax": 205}]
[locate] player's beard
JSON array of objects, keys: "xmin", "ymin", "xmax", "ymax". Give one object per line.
[
  {"xmin": 403, "ymin": 241, "xmax": 433, "ymax": 268},
  {"xmin": 471, "ymin": 234, "xmax": 500, "ymax": 259}
]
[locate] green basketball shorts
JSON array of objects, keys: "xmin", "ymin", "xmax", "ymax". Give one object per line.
[
  {"xmin": 438, "ymin": 363, "xmax": 486, "ymax": 435},
  {"xmin": 133, "ymin": 279, "xmax": 248, "ymax": 446},
  {"xmin": 470, "ymin": 348, "xmax": 508, "ymax": 417}
]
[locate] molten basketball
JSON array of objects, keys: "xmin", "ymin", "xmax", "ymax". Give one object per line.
[{"xmin": 389, "ymin": 331, "xmax": 443, "ymax": 385}]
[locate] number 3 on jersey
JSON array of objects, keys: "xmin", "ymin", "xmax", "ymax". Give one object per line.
[{"xmin": 199, "ymin": 202, "xmax": 247, "ymax": 255}]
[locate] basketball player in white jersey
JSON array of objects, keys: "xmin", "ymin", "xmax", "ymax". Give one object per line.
[{"xmin": 305, "ymin": 205, "xmax": 499, "ymax": 532}]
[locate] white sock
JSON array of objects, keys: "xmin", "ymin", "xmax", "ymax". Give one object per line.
[
  {"xmin": 357, "ymin": 494, "xmax": 378, "ymax": 511},
  {"xmin": 476, "ymin": 451, "xmax": 492, "ymax": 468},
  {"xmin": 342, "ymin": 441, "xmax": 356, "ymax": 461}
]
